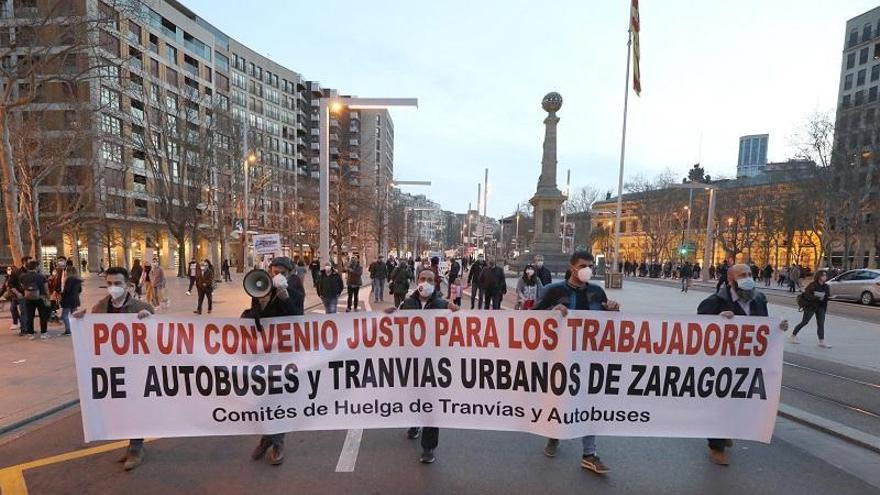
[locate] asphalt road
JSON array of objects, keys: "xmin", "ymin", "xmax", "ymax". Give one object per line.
[{"xmin": 1, "ymin": 408, "xmax": 879, "ymax": 495}]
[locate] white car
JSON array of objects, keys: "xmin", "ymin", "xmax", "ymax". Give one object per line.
[{"xmin": 826, "ymin": 269, "xmax": 880, "ymax": 305}]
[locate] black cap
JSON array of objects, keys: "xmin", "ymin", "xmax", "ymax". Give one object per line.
[{"xmin": 269, "ymin": 256, "xmax": 294, "ymax": 271}]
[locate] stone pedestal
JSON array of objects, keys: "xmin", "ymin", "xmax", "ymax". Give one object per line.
[{"xmin": 510, "ymin": 92, "xmax": 571, "ymax": 274}]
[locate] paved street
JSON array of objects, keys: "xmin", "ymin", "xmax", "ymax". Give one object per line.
[{"xmin": 0, "ymin": 273, "xmax": 878, "ymax": 494}]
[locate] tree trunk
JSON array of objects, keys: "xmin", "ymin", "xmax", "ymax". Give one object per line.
[
  {"xmin": 176, "ymin": 229, "xmax": 186, "ymax": 277},
  {"xmin": 0, "ymin": 110, "xmax": 24, "ymax": 263}
]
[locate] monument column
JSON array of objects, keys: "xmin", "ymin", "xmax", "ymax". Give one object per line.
[{"xmin": 529, "ymin": 92, "xmax": 568, "ymax": 270}]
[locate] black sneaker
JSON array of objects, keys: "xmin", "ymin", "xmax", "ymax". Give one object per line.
[
  {"xmin": 581, "ymin": 454, "xmax": 610, "ymax": 474},
  {"xmin": 406, "ymin": 427, "xmax": 420, "ymax": 439},
  {"xmin": 419, "ymin": 449, "xmax": 435, "ymax": 464},
  {"xmin": 544, "ymin": 439, "xmax": 560, "ymax": 457}
]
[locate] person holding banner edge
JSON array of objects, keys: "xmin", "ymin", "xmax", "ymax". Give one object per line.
[
  {"xmin": 533, "ymin": 250, "xmax": 619, "ymax": 475},
  {"xmin": 72, "ymin": 267, "xmax": 155, "ymax": 471},
  {"xmin": 697, "ymin": 263, "xmax": 788, "ymax": 466},
  {"xmin": 386, "ymin": 268, "xmax": 460, "ymax": 464},
  {"xmin": 242, "ymin": 256, "xmax": 304, "ymax": 466}
]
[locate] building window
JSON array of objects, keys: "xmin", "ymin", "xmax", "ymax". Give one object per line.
[
  {"xmin": 166, "ymin": 44, "xmax": 177, "ymax": 66},
  {"xmin": 855, "ymin": 90, "xmax": 865, "ymax": 106},
  {"xmin": 860, "ymin": 47, "xmax": 869, "ymax": 65},
  {"xmin": 849, "ymin": 29, "xmax": 859, "ymax": 48},
  {"xmin": 858, "ymin": 69, "xmax": 866, "ymax": 86},
  {"xmin": 100, "ymin": 114, "xmax": 121, "ymax": 136},
  {"xmin": 100, "ymin": 141, "xmax": 122, "ymax": 162},
  {"xmin": 843, "ymin": 94, "xmax": 851, "ymax": 107},
  {"xmin": 870, "ymin": 87, "xmax": 878, "ymax": 103},
  {"xmin": 100, "ymin": 86, "xmax": 120, "ymax": 110},
  {"xmin": 864, "ymin": 23, "xmax": 873, "ymax": 42},
  {"xmin": 845, "ymin": 73, "xmax": 854, "ymax": 90},
  {"xmin": 166, "ymin": 67, "xmax": 178, "ymax": 86},
  {"xmin": 873, "ymin": 65, "xmax": 880, "ymax": 82},
  {"xmin": 847, "ymin": 52, "xmax": 856, "ymax": 69}
]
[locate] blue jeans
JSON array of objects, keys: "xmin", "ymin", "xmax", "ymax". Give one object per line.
[
  {"xmin": 322, "ymin": 296, "xmax": 338, "ymax": 314},
  {"xmin": 582, "ymin": 435, "xmax": 596, "ymax": 456},
  {"xmin": 61, "ymin": 307, "xmax": 72, "ymax": 333},
  {"xmin": 18, "ymin": 299, "xmax": 29, "ymax": 332},
  {"xmin": 371, "ymin": 278, "xmax": 385, "ymax": 302}
]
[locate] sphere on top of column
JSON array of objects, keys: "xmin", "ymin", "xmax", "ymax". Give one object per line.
[{"xmin": 541, "ymin": 92, "xmax": 563, "ymax": 113}]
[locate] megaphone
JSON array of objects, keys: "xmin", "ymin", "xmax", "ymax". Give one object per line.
[{"xmin": 243, "ymin": 269, "xmax": 272, "ymax": 298}]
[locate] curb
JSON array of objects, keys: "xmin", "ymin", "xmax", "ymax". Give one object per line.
[
  {"xmin": 0, "ymin": 399, "xmax": 80, "ymax": 437},
  {"xmin": 778, "ymin": 403, "xmax": 880, "ymax": 455}
]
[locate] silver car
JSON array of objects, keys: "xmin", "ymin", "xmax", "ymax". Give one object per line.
[{"xmin": 826, "ymin": 269, "xmax": 880, "ymax": 305}]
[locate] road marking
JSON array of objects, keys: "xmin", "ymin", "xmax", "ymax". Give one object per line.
[
  {"xmin": 334, "ymin": 428, "xmax": 363, "ymax": 473},
  {"xmin": 0, "ymin": 439, "xmax": 154, "ymax": 495},
  {"xmin": 12, "ymin": 359, "xmax": 25, "ymax": 364}
]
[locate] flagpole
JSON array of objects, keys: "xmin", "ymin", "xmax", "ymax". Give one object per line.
[{"xmin": 612, "ymin": 30, "xmax": 632, "ymax": 276}]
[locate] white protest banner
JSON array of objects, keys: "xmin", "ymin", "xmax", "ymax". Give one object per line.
[
  {"xmin": 252, "ymin": 233, "xmax": 281, "ymax": 256},
  {"xmin": 71, "ymin": 311, "xmax": 783, "ymax": 442}
]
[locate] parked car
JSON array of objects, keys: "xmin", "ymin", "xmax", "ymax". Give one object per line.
[{"xmin": 826, "ymin": 269, "xmax": 880, "ymax": 305}]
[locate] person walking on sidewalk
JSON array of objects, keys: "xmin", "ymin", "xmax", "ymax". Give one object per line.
[
  {"xmin": 2, "ymin": 265, "xmax": 21, "ymax": 332},
  {"xmin": 345, "ymin": 257, "xmax": 364, "ymax": 312},
  {"xmin": 244, "ymin": 257, "xmax": 303, "ymax": 466},
  {"xmin": 467, "ymin": 254, "xmax": 486, "ymax": 309},
  {"xmin": 194, "ymin": 259, "xmax": 215, "ymax": 315},
  {"xmin": 317, "ymin": 263, "xmax": 344, "ymax": 314},
  {"xmin": 788, "ymin": 263, "xmax": 801, "ymax": 293},
  {"xmin": 697, "ymin": 263, "xmax": 788, "ymax": 466},
  {"xmin": 762, "ymin": 264, "xmax": 774, "ymax": 287},
  {"xmin": 186, "ymin": 258, "xmax": 198, "ymax": 295},
  {"xmin": 309, "ymin": 258, "xmax": 321, "ymax": 288},
  {"xmin": 20, "ymin": 260, "xmax": 50, "ymax": 340},
  {"xmin": 790, "ymin": 270, "xmax": 832, "ymax": 348},
  {"xmin": 480, "ymin": 256, "xmax": 506, "ymax": 310},
  {"xmin": 390, "ymin": 261, "xmax": 413, "ymax": 308},
  {"xmin": 534, "ymin": 254, "xmax": 553, "ymax": 287},
  {"xmin": 10, "ymin": 257, "xmax": 31, "ymax": 336},
  {"xmin": 680, "ymin": 261, "xmax": 693, "ymax": 292},
  {"xmin": 515, "ymin": 264, "xmax": 543, "ymax": 310},
  {"xmin": 222, "ymin": 259, "xmax": 232, "ymax": 282},
  {"xmin": 715, "ymin": 260, "xmax": 729, "ymax": 290},
  {"xmin": 129, "ymin": 259, "xmax": 143, "ymax": 300},
  {"xmin": 73, "ymin": 266, "xmax": 154, "ymax": 471},
  {"xmin": 535, "ymin": 251, "xmax": 619, "ymax": 475},
  {"xmin": 447, "ymin": 257, "xmax": 461, "ymax": 299},
  {"xmin": 59, "ymin": 266, "xmax": 82, "ymax": 336},
  {"xmin": 369, "ymin": 256, "xmax": 388, "ymax": 303},
  {"xmin": 387, "ymin": 268, "xmax": 460, "ymax": 464},
  {"xmin": 150, "ymin": 260, "xmax": 166, "ymax": 309}
]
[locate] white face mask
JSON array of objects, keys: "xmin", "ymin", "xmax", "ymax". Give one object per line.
[
  {"xmin": 737, "ymin": 277, "xmax": 756, "ymax": 291},
  {"xmin": 108, "ymin": 286, "xmax": 126, "ymax": 300},
  {"xmin": 536, "ymin": 261, "xmax": 544, "ymax": 267},
  {"xmin": 418, "ymin": 282, "xmax": 434, "ymax": 298},
  {"xmin": 577, "ymin": 267, "xmax": 593, "ymax": 283},
  {"xmin": 324, "ymin": 265, "xmax": 331, "ymax": 272}
]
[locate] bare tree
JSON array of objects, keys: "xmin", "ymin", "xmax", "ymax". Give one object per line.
[
  {"xmin": 625, "ymin": 170, "xmax": 682, "ymax": 261},
  {"xmin": 0, "ymin": 0, "xmax": 134, "ymax": 261},
  {"xmin": 564, "ymin": 186, "xmax": 600, "ymax": 215}
]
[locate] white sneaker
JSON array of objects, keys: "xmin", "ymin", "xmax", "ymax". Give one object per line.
[
  {"xmin": 186, "ymin": 291, "xmax": 191, "ymax": 296},
  {"xmin": 787, "ymin": 335, "xmax": 800, "ymax": 344},
  {"xmin": 818, "ymin": 341, "xmax": 832, "ymax": 349},
  {"xmin": 28, "ymin": 334, "xmax": 36, "ymax": 340},
  {"xmin": 40, "ymin": 333, "xmax": 48, "ymax": 340},
  {"xmin": 9, "ymin": 324, "xmax": 19, "ymax": 330}
]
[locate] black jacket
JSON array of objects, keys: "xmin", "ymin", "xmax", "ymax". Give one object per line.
[
  {"xmin": 479, "ymin": 265, "xmax": 507, "ymax": 293},
  {"xmin": 467, "ymin": 261, "xmax": 486, "ymax": 285},
  {"xmin": 317, "ymin": 271, "xmax": 344, "ymax": 298},
  {"xmin": 60, "ymin": 276, "xmax": 82, "ymax": 309},
  {"xmin": 399, "ymin": 291, "xmax": 450, "ymax": 310},
  {"xmin": 534, "ymin": 281, "xmax": 608, "ymax": 311},
  {"xmin": 536, "ymin": 266, "xmax": 553, "ymax": 286},
  {"xmin": 802, "ymin": 281, "xmax": 830, "ymax": 309},
  {"xmin": 697, "ymin": 287, "xmax": 769, "ymax": 317},
  {"xmin": 369, "ymin": 261, "xmax": 388, "ymax": 280},
  {"xmin": 241, "ymin": 288, "xmax": 301, "ymax": 332}
]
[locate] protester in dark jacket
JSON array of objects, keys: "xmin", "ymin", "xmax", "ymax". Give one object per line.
[
  {"xmin": 534, "ymin": 251, "xmax": 618, "ymax": 475},
  {"xmin": 195, "ymin": 259, "xmax": 215, "ymax": 315},
  {"xmin": 791, "ymin": 270, "xmax": 831, "ymax": 348},
  {"xmin": 697, "ymin": 263, "xmax": 788, "ymax": 466},
  {"xmin": 466, "ymin": 256, "xmax": 486, "ymax": 309},
  {"xmin": 317, "ymin": 263, "xmax": 344, "ymax": 314},
  {"xmin": 243, "ymin": 257, "xmax": 302, "ymax": 466},
  {"xmin": 479, "ymin": 256, "xmax": 506, "ymax": 310},
  {"xmin": 59, "ymin": 266, "xmax": 82, "ymax": 336},
  {"xmin": 345, "ymin": 258, "xmax": 364, "ymax": 312},
  {"xmin": 534, "ymin": 255, "xmax": 553, "ymax": 286},
  {"xmin": 369, "ymin": 257, "xmax": 388, "ymax": 303},
  {"xmin": 75, "ymin": 266, "xmax": 154, "ymax": 471},
  {"xmin": 391, "ymin": 268, "xmax": 459, "ymax": 464},
  {"xmin": 389, "ymin": 263, "xmax": 413, "ymax": 307},
  {"xmin": 446, "ymin": 259, "xmax": 461, "ymax": 299}
]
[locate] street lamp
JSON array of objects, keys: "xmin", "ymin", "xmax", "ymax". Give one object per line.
[
  {"xmin": 319, "ymin": 97, "xmax": 418, "ymax": 266},
  {"xmin": 670, "ymin": 181, "xmax": 720, "ymax": 282}
]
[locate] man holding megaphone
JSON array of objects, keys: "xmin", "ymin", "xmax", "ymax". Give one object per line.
[{"xmin": 241, "ymin": 256, "xmax": 304, "ymax": 465}]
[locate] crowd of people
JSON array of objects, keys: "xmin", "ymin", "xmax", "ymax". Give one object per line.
[{"xmin": 1, "ymin": 248, "xmax": 835, "ymax": 474}]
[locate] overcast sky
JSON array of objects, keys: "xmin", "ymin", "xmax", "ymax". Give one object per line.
[{"xmin": 186, "ymin": 0, "xmax": 876, "ymax": 217}]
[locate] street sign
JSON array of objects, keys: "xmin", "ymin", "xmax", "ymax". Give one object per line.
[{"xmin": 253, "ymin": 233, "xmax": 281, "ymax": 255}]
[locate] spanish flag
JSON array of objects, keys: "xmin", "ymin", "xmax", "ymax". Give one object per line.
[{"xmin": 631, "ymin": 0, "xmax": 641, "ymax": 96}]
